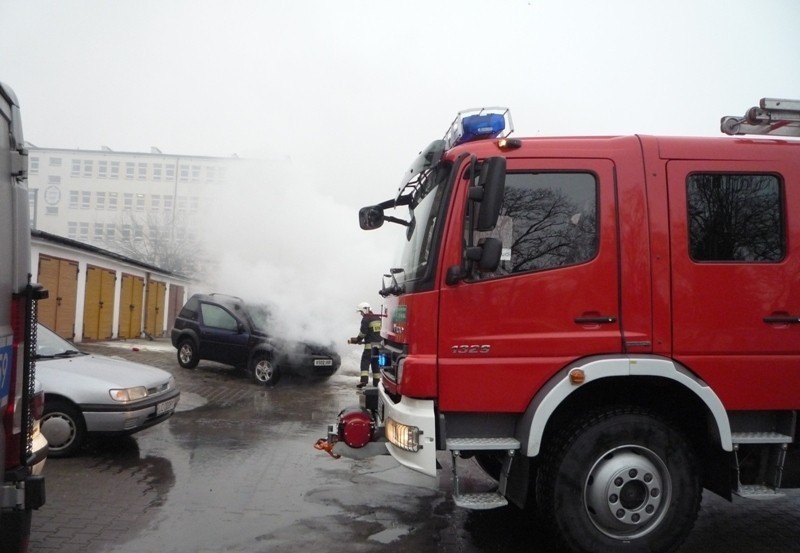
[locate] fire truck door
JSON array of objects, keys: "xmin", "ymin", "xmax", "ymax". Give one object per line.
[{"xmin": 438, "ymin": 158, "xmax": 622, "ymax": 413}]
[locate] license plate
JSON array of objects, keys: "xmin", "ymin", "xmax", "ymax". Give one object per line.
[
  {"xmin": 156, "ymin": 397, "xmax": 178, "ymax": 415},
  {"xmin": 314, "ymin": 359, "xmax": 333, "ymax": 366}
]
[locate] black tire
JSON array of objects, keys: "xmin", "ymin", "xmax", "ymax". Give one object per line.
[
  {"xmin": 177, "ymin": 338, "xmax": 199, "ymax": 369},
  {"xmin": 41, "ymin": 399, "xmax": 87, "ymax": 458},
  {"xmin": 251, "ymin": 353, "xmax": 280, "ymax": 386},
  {"xmin": 536, "ymin": 407, "xmax": 700, "ymax": 553}
]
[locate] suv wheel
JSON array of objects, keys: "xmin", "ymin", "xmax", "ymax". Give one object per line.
[
  {"xmin": 177, "ymin": 338, "xmax": 200, "ymax": 369},
  {"xmin": 251, "ymin": 354, "xmax": 280, "ymax": 386}
]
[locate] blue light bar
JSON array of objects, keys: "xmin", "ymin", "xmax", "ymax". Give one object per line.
[{"xmin": 443, "ymin": 107, "xmax": 513, "ymax": 149}]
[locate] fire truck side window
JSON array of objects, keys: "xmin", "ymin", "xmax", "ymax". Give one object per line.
[
  {"xmin": 474, "ymin": 172, "xmax": 597, "ymax": 279},
  {"xmin": 687, "ymin": 173, "xmax": 783, "ymax": 262}
]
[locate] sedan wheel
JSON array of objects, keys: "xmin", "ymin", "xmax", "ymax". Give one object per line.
[{"xmin": 41, "ymin": 399, "xmax": 86, "ymax": 458}]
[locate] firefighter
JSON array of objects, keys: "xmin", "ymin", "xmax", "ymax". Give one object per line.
[{"xmin": 347, "ymin": 302, "xmax": 382, "ymax": 388}]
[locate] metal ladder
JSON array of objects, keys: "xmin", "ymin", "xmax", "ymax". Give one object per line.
[
  {"xmin": 731, "ymin": 431, "xmax": 792, "ymax": 499},
  {"xmin": 721, "ymin": 98, "xmax": 800, "ymax": 137},
  {"xmin": 447, "ymin": 437, "xmax": 520, "ymax": 509}
]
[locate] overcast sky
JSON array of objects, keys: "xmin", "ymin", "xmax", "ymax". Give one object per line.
[{"xmin": 2, "ymin": 0, "xmax": 799, "ymax": 345}]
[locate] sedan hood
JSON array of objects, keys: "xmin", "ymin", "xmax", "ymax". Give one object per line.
[{"xmin": 37, "ymin": 353, "xmax": 174, "ymax": 403}]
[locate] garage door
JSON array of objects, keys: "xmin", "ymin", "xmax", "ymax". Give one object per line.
[
  {"xmin": 144, "ymin": 279, "xmax": 166, "ymax": 338},
  {"xmin": 118, "ymin": 273, "xmax": 144, "ymax": 339},
  {"xmin": 83, "ymin": 265, "xmax": 116, "ymax": 340},
  {"xmin": 37, "ymin": 254, "xmax": 79, "ymax": 339}
]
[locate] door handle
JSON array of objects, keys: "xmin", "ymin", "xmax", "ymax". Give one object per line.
[
  {"xmin": 763, "ymin": 315, "xmax": 800, "ymax": 324},
  {"xmin": 575, "ymin": 316, "xmax": 617, "ymax": 325}
]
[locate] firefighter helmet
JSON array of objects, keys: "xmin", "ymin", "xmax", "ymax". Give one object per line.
[{"xmin": 357, "ymin": 302, "xmax": 371, "ymax": 314}]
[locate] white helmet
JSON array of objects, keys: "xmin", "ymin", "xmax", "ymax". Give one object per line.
[{"xmin": 357, "ymin": 302, "xmax": 371, "ymax": 314}]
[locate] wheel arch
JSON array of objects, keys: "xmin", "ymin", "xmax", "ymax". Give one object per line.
[{"xmin": 519, "ymin": 355, "xmax": 732, "ymax": 459}]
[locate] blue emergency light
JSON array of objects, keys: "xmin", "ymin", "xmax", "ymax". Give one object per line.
[{"xmin": 444, "ymin": 107, "xmax": 514, "ymax": 149}]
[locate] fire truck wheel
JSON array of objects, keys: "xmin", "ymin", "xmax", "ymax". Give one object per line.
[
  {"xmin": 251, "ymin": 354, "xmax": 280, "ymax": 386},
  {"xmin": 177, "ymin": 339, "xmax": 199, "ymax": 369},
  {"xmin": 536, "ymin": 407, "xmax": 701, "ymax": 553}
]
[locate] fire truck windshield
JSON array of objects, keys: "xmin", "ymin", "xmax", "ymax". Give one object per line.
[{"xmin": 397, "ymin": 162, "xmax": 452, "ymax": 284}]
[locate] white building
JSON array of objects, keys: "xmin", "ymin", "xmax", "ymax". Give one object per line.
[{"xmin": 26, "ymin": 145, "xmax": 242, "ymax": 271}]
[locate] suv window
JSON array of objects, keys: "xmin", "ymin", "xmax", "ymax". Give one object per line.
[{"xmin": 200, "ymin": 303, "xmax": 238, "ymax": 331}]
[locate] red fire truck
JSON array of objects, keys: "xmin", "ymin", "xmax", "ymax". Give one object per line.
[
  {"xmin": 322, "ymin": 99, "xmax": 800, "ymax": 553},
  {"xmin": 1, "ymin": 82, "xmax": 47, "ymax": 552}
]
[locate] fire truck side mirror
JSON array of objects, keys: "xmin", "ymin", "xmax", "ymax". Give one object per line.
[
  {"xmin": 359, "ymin": 206, "xmax": 384, "ymax": 230},
  {"xmin": 475, "ymin": 157, "xmax": 506, "ymax": 232}
]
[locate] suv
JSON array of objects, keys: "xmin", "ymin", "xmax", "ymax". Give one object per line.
[{"xmin": 170, "ymin": 293, "xmax": 341, "ymax": 386}]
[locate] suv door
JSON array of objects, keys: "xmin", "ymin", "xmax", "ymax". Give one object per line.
[{"xmin": 197, "ymin": 302, "xmax": 250, "ymax": 366}]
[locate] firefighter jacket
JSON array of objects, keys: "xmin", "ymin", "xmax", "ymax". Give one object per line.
[{"xmin": 357, "ymin": 313, "xmax": 382, "ymax": 348}]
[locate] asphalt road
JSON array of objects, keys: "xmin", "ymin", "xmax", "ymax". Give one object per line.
[{"xmin": 28, "ymin": 338, "xmax": 800, "ymax": 553}]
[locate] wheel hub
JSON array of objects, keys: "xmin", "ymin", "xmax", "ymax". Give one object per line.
[
  {"xmin": 584, "ymin": 446, "xmax": 670, "ymax": 539},
  {"xmin": 42, "ymin": 415, "xmax": 75, "ymax": 449}
]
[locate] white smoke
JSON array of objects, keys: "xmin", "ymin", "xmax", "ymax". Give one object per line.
[{"xmin": 194, "ymin": 158, "xmax": 401, "ymax": 353}]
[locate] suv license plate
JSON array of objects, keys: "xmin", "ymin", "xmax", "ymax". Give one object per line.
[
  {"xmin": 156, "ymin": 397, "xmax": 178, "ymax": 415},
  {"xmin": 314, "ymin": 359, "xmax": 333, "ymax": 366}
]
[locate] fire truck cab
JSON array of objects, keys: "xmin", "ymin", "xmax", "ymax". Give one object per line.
[{"xmin": 327, "ymin": 99, "xmax": 800, "ymax": 553}]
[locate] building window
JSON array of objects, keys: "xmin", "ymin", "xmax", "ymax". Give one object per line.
[
  {"xmin": 79, "ymin": 222, "xmax": 89, "ymax": 241},
  {"xmin": 191, "ymin": 165, "xmax": 201, "ymax": 180},
  {"xmin": 122, "ymin": 224, "xmax": 131, "ymax": 241},
  {"xmin": 687, "ymin": 173, "xmax": 783, "ymax": 262},
  {"xmin": 164, "ymin": 195, "xmax": 173, "ymax": 211},
  {"xmin": 179, "ymin": 165, "xmax": 189, "ymax": 182},
  {"xmin": 67, "ymin": 221, "xmax": 77, "ymax": 239},
  {"xmin": 30, "ymin": 157, "xmax": 39, "ymax": 173},
  {"xmin": 153, "ymin": 163, "xmax": 162, "ymax": 180},
  {"xmin": 165, "ymin": 164, "xmax": 175, "ymax": 180},
  {"xmin": 126, "ymin": 162, "xmax": 135, "ymax": 179},
  {"xmin": 108, "ymin": 192, "xmax": 118, "ymax": 210},
  {"xmin": 206, "ymin": 166, "xmax": 216, "ymax": 182},
  {"xmin": 105, "ymin": 224, "xmax": 116, "ymax": 240},
  {"xmin": 177, "ymin": 195, "xmax": 187, "ymax": 211},
  {"xmin": 189, "ymin": 196, "xmax": 199, "ymax": 212},
  {"xmin": 135, "ymin": 194, "xmax": 145, "ymax": 212},
  {"xmin": 134, "ymin": 224, "xmax": 144, "ymax": 242},
  {"xmin": 96, "ymin": 191, "xmax": 106, "ymax": 210},
  {"xmin": 94, "ymin": 223, "xmax": 104, "ymax": 241},
  {"xmin": 98, "ymin": 161, "xmax": 108, "ymax": 178},
  {"xmin": 48, "ymin": 175, "xmax": 61, "ymax": 185},
  {"xmin": 123, "ymin": 193, "xmax": 133, "ymax": 210},
  {"xmin": 45, "ymin": 206, "xmax": 58, "ymax": 216},
  {"xmin": 138, "ymin": 162, "xmax": 147, "ymax": 180},
  {"xmin": 69, "ymin": 190, "xmax": 79, "ymax": 209},
  {"xmin": 83, "ymin": 160, "xmax": 93, "ymax": 177},
  {"xmin": 49, "ymin": 157, "xmax": 62, "ymax": 167},
  {"xmin": 71, "ymin": 159, "xmax": 81, "ymax": 176},
  {"xmin": 151, "ymin": 195, "xmax": 161, "ymax": 210},
  {"xmin": 81, "ymin": 191, "xmax": 91, "ymax": 209},
  {"xmin": 110, "ymin": 161, "xmax": 120, "ymax": 179}
]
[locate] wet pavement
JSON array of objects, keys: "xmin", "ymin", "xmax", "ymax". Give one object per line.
[{"xmin": 29, "ymin": 339, "xmax": 800, "ymax": 553}]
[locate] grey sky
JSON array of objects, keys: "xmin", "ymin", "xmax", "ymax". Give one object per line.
[{"xmin": 2, "ymin": 0, "xmax": 798, "ymax": 344}]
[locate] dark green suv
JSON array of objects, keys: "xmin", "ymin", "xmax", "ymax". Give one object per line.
[{"xmin": 170, "ymin": 293, "xmax": 341, "ymax": 386}]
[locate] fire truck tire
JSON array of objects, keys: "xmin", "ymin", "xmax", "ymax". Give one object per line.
[
  {"xmin": 177, "ymin": 339, "xmax": 199, "ymax": 369},
  {"xmin": 251, "ymin": 354, "xmax": 280, "ymax": 387},
  {"xmin": 536, "ymin": 407, "xmax": 700, "ymax": 553}
]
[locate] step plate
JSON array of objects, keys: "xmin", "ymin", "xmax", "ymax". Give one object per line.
[
  {"xmin": 453, "ymin": 492, "xmax": 508, "ymax": 510},
  {"xmin": 446, "ymin": 437, "xmax": 520, "ymax": 451},
  {"xmin": 731, "ymin": 432, "xmax": 792, "ymax": 445},
  {"xmin": 735, "ymin": 484, "xmax": 785, "ymax": 500}
]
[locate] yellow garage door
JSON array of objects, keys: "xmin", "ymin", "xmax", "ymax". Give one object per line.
[
  {"xmin": 37, "ymin": 254, "xmax": 79, "ymax": 339},
  {"xmin": 144, "ymin": 279, "xmax": 166, "ymax": 338},
  {"xmin": 83, "ymin": 265, "xmax": 116, "ymax": 340},
  {"xmin": 118, "ymin": 273, "xmax": 144, "ymax": 339}
]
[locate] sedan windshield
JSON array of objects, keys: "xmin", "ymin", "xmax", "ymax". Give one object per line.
[{"xmin": 36, "ymin": 324, "xmax": 82, "ymax": 358}]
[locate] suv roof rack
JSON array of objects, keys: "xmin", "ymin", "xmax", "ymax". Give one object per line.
[{"xmin": 721, "ymin": 98, "xmax": 800, "ymax": 137}]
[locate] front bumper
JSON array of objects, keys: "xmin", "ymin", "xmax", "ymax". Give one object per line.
[
  {"xmin": 82, "ymin": 390, "xmax": 180, "ymax": 434},
  {"xmin": 375, "ymin": 385, "xmax": 438, "ymax": 477}
]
